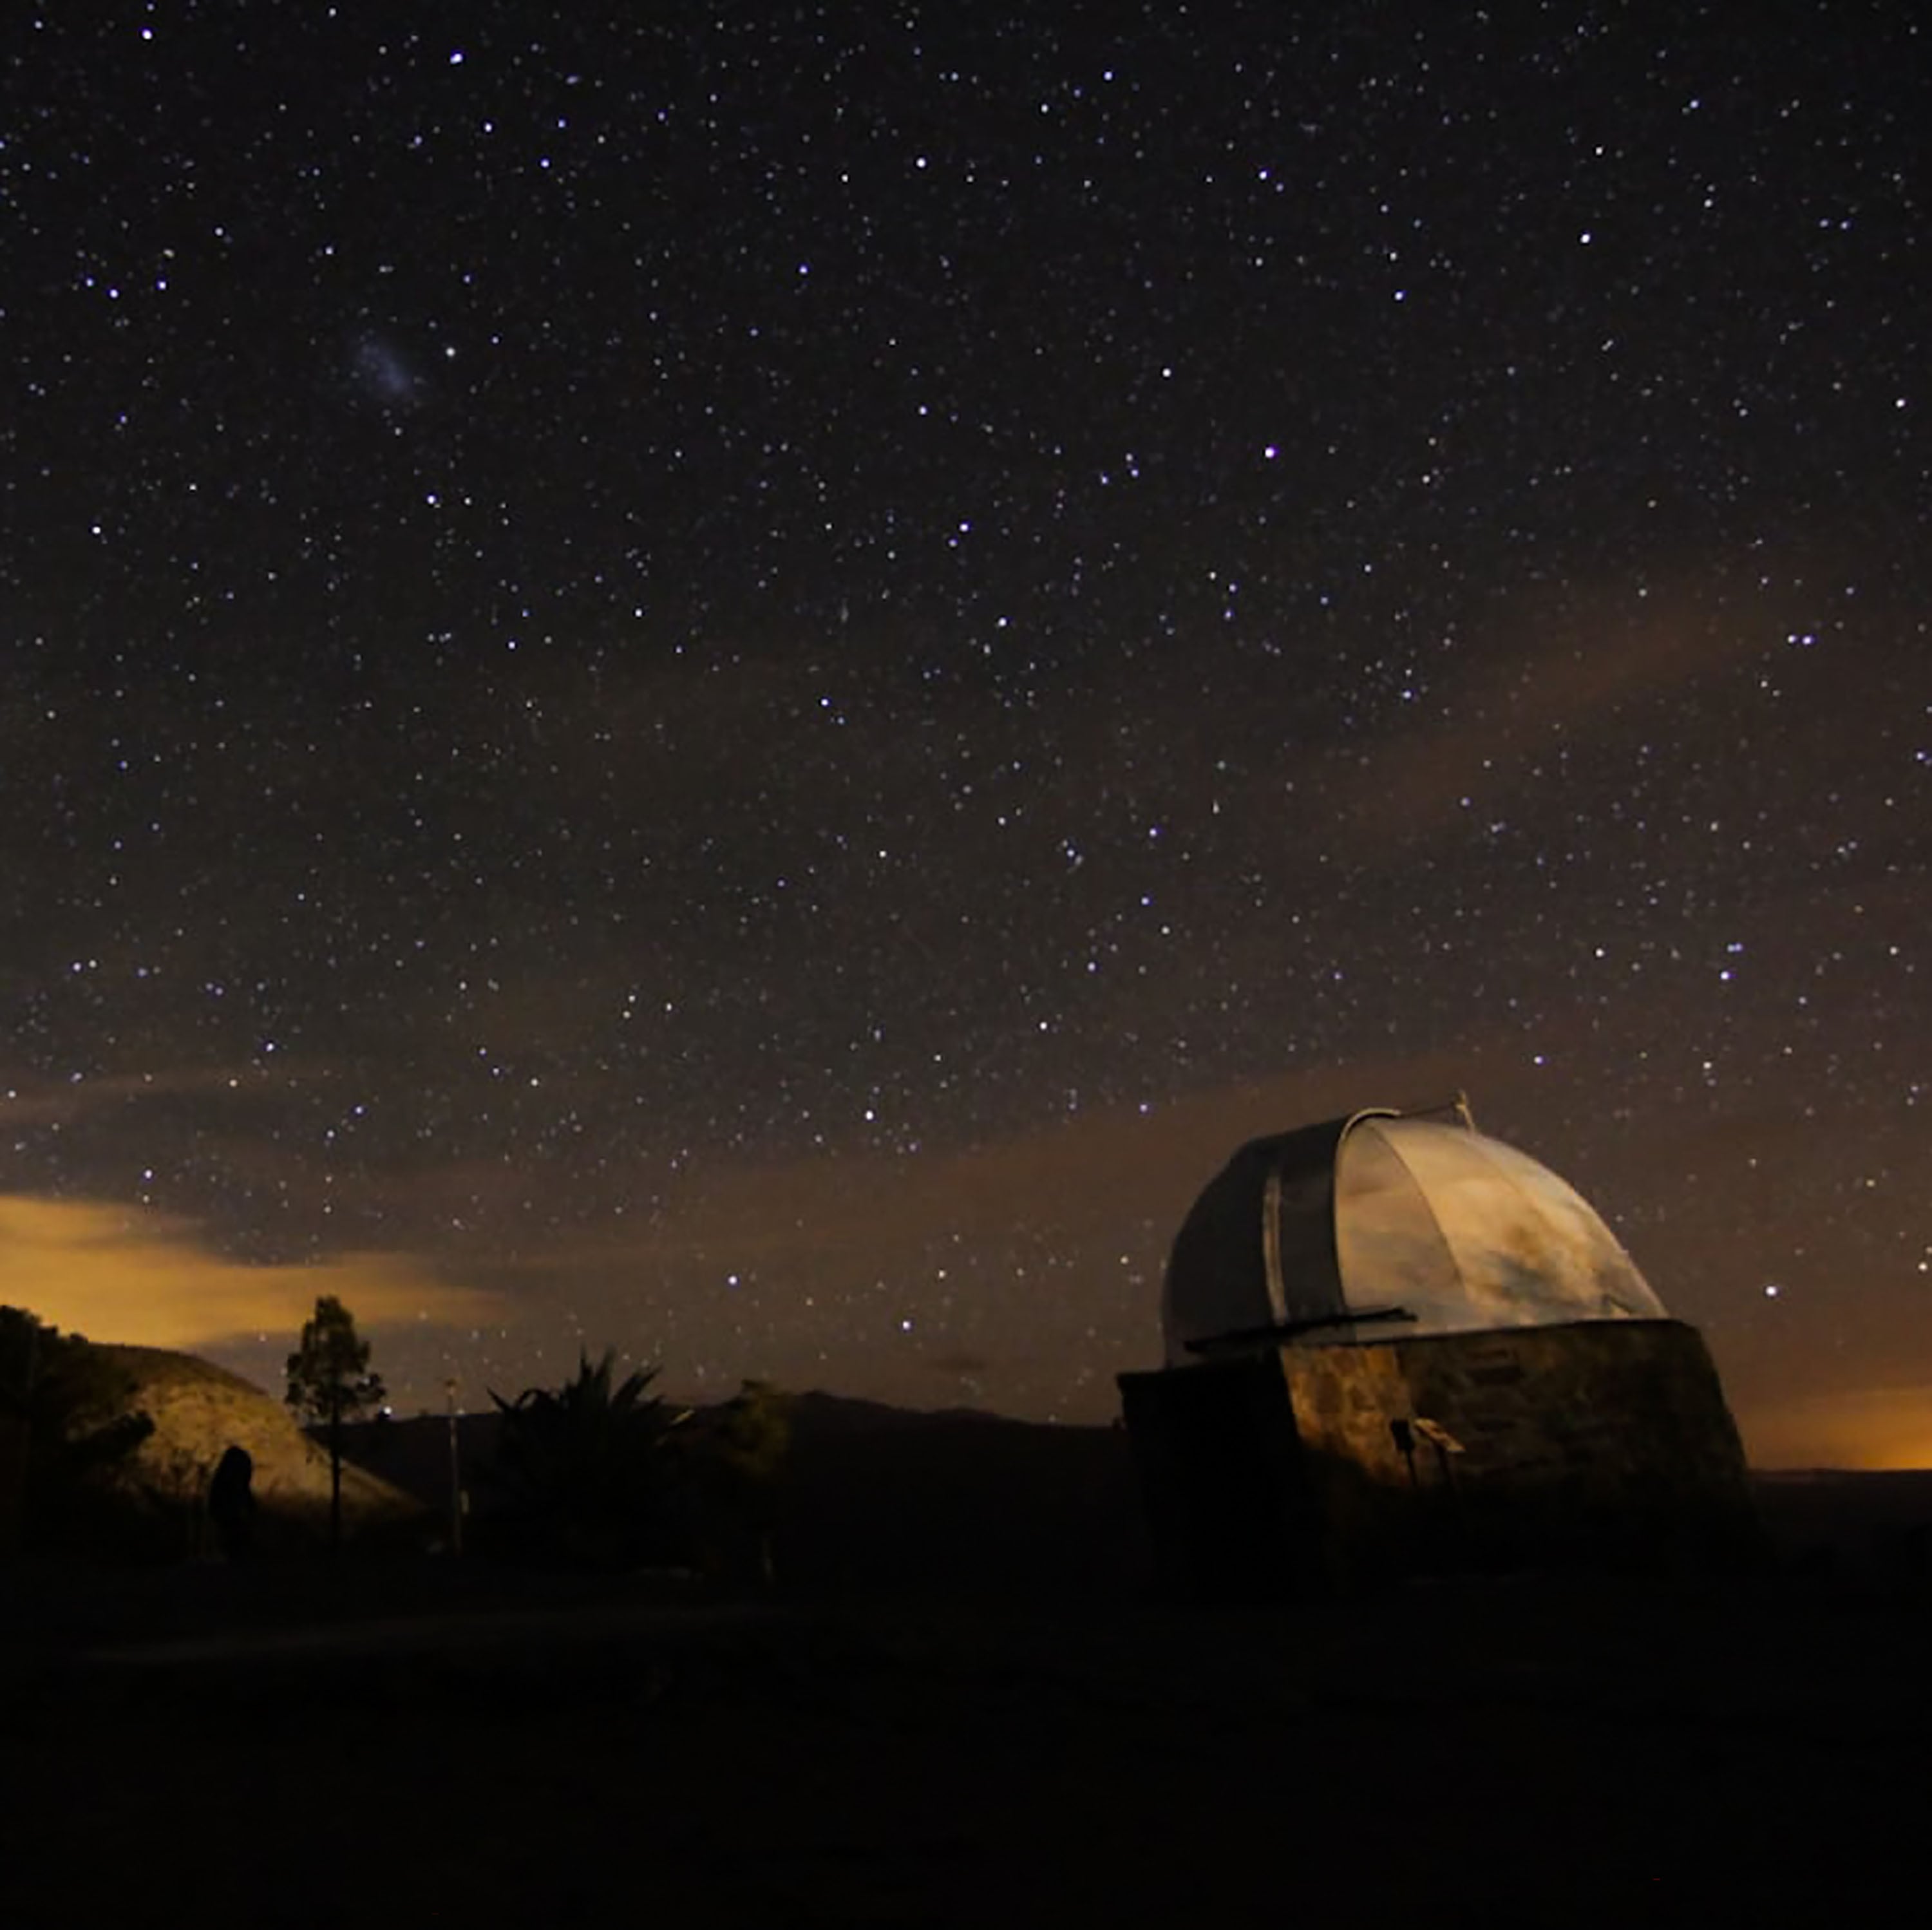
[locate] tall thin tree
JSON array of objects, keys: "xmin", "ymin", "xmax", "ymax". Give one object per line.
[{"xmin": 285, "ymin": 1295, "xmax": 386, "ymax": 1551}]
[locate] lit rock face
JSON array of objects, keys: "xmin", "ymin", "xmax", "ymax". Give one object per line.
[{"xmin": 87, "ymin": 1344, "xmax": 424, "ymax": 1551}]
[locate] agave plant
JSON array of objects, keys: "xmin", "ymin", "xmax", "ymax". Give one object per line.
[{"xmin": 482, "ymin": 1350, "xmax": 688, "ymax": 1569}]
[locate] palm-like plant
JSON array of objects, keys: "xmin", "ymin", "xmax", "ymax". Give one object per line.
[{"xmin": 484, "ymin": 1351, "xmax": 687, "ymax": 1569}]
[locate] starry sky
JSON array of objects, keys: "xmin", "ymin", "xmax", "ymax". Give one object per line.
[{"xmin": 4, "ymin": 3, "xmax": 1926, "ymax": 1466}]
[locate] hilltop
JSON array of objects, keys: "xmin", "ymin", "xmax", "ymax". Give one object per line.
[{"xmin": 1, "ymin": 1321, "xmax": 423, "ymax": 1560}]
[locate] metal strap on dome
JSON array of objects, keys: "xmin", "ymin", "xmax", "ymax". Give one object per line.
[
  {"xmin": 1184, "ymin": 1303, "xmax": 1416, "ymax": 1357},
  {"xmin": 1261, "ymin": 1164, "xmax": 1285, "ymax": 1327}
]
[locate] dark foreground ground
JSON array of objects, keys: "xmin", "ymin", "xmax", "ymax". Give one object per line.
[{"xmin": 2, "ymin": 1456, "xmax": 1927, "ymax": 1927}]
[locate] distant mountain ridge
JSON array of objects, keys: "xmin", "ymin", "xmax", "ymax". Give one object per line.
[{"xmin": 334, "ymin": 1389, "xmax": 1149, "ymax": 1601}]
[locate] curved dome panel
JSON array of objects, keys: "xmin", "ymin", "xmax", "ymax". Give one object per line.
[
  {"xmin": 1162, "ymin": 1107, "xmax": 1663, "ymax": 1365},
  {"xmin": 1334, "ymin": 1118, "xmax": 1663, "ymax": 1336}
]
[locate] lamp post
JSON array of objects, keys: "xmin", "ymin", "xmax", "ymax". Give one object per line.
[{"xmin": 444, "ymin": 1376, "xmax": 463, "ymax": 1556}]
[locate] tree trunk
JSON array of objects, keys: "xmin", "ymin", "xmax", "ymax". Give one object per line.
[{"xmin": 328, "ymin": 1386, "xmax": 342, "ymax": 1554}]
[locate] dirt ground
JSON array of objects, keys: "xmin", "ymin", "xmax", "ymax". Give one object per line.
[{"xmin": 2, "ymin": 1551, "xmax": 1926, "ymax": 1927}]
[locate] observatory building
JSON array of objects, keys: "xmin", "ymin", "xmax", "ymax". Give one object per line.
[{"xmin": 1118, "ymin": 1101, "xmax": 1761, "ymax": 1597}]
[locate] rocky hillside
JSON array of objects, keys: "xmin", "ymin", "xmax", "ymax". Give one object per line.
[{"xmin": 44, "ymin": 1339, "xmax": 425, "ymax": 1556}]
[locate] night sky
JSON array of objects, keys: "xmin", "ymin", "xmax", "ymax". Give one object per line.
[{"xmin": 4, "ymin": 3, "xmax": 1926, "ymax": 1466}]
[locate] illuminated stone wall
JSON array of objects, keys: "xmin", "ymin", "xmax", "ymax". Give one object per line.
[{"xmin": 1119, "ymin": 1319, "xmax": 1763, "ymax": 1598}]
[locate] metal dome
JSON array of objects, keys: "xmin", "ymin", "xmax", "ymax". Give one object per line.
[{"xmin": 1161, "ymin": 1104, "xmax": 1663, "ymax": 1366}]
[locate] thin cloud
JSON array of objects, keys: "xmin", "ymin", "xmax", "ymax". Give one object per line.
[
  {"xmin": 0, "ymin": 1193, "xmax": 506, "ymax": 1352},
  {"xmin": 528, "ymin": 1046, "xmax": 1479, "ymax": 1292},
  {"xmin": 1332, "ymin": 572, "xmax": 1768, "ymax": 856},
  {"xmin": 0, "ymin": 1064, "xmax": 267, "ymax": 1126}
]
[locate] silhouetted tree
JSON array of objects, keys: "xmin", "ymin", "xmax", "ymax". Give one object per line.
[
  {"xmin": 483, "ymin": 1350, "xmax": 688, "ymax": 1569},
  {"xmin": 693, "ymin": 1379, "xmax": 794, "ymax": 1585},
  {"xmin": 285, "ymin": 1295, "xmax": 385, "ymax": 1552},
  {"xmin": 0, "ymin": 1306, "xmax": 155, "ymax": 1552}
]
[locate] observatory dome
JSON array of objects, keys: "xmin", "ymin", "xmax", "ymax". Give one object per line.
[{"xmin": 1162, "ymin": 1107, "xmax": 1663, "ymax": 1367}]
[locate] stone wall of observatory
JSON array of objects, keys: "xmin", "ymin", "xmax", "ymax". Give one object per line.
[
  {"xmin": 1288, "ymin": 1318, "xmax": 1763, "ymax": 1579},
  {"xmin": 1119, "ymin": 1318, "xmax": 1763, "ymax": 1598}
]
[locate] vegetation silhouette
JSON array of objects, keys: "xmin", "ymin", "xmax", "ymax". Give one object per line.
[
  {"xmin": 285, "ymin": 1295, "xmax": 386, "ymax": 1553},
  {"xmin": 686, "ymin": 1378, "xmax": 795, "ymax": 1586},
  {"xmin": 480, "ymin": 1350, "xmax": 690, "ymax": 1571},
  {"xmin": 472, "ymin": 1356, "xmax": 796, "ymax": 1582},
  {"xmin": 0, "ymin": 1305, "xmax": 156, "ymax": 1554}
]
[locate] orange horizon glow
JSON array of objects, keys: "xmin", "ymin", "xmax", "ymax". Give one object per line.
[
  {"xmin": 1734, "ymin": 1387, "xmax": 1932, "ymax": 1475},
  {"xmin": 0, "ymin": 1193, "xmax": 505, "ymax": 1354}
]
